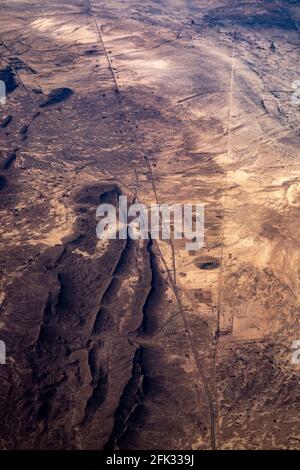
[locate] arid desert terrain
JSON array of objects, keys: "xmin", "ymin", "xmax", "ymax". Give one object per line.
[{"xmin": 0, "ymin": 0, "xmax": 300, "ymax": 450}]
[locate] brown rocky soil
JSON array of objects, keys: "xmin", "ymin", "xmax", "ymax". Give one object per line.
[{"xmin": 0, "ymin": 0, "xmax": 300, "ymax": 449}]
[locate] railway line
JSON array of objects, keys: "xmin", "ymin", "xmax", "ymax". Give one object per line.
[
  {"xmin": 86, "ymin": 0, "xmax": 217, "ymax": 450},
  {"xmin": 0, "ymin": 1, "xmax": 218, "ymax": 449}
]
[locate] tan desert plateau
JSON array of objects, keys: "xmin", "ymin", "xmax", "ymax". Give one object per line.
[{"xmin": 0, "ymin": 0, "xmax": 300, "ymax": 450}]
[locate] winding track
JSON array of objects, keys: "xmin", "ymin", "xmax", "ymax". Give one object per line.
[{"xmin": 86, "ymin": 0, "xmax": 217, "ymax": 450}]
